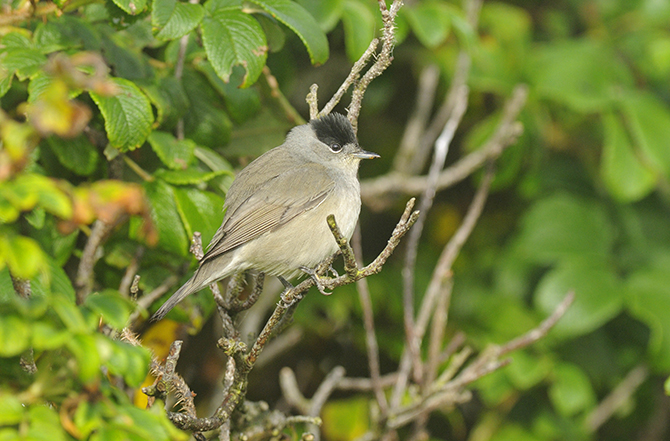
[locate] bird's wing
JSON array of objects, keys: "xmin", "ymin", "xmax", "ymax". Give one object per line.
[{"xmin": 202, "ymin": 162, "xmax": 335, "ymax": 263}]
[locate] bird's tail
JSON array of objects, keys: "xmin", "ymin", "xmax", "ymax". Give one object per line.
[{"xmin": 151, "ymin": 276, "xmax": 198, "ymax": 322}]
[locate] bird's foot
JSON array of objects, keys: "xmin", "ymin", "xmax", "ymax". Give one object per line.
[
  {"xmin": 278, "ymin": 276, "xmax": 299, "ymax": 306},
  {"xmin": 300, "ymin": 266, "xmax": 333, "ymax": 296}
]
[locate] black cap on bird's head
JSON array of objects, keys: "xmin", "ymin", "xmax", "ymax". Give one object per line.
[{"xmin": 310, "ymin": 113, "xmax": 379, "ymax": 160}]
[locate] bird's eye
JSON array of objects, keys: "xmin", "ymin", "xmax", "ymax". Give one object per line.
[{"xmin": 330, "ymin": 143, "xmax": 342, "ymax": 153}]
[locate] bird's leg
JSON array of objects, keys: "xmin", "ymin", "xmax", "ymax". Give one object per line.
[
  {"xmin": 300, "ymin": 266, "xmax": 333, "ymax": 296},
  {"xmin": 278, "ymin": 276, "xmax": 302, "ymax": 306}
]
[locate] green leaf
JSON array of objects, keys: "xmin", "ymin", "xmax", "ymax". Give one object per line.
[
  {"xmin": 174, "ymin": 187, "xmax": 225, "ymax": 246},
  {"xmin": 1, "ymin": 235, "xmax": 47, "ymax": 280},
  {"xmin": 549, "ymin": 362, "xmax": 596, "ymax": 416},
  {"xmin": 114, "ymin": 342, "xmax": 150, "ymax": 387},
  {"xmin": 248, "ymin": 0, "xmax": 329, "ymax": 64},
  {"xmin": 514, "ymin": 194, "xmax": 614, "ymax": 265},
  {"xmin": 322, "ymin": 396, "xmax": 370, "ymax": 441},
  {"xmin": 147, "ymin": 131, "xmax": 196, "ymax": 169},
  {"xmin": 195, "ymin": 59, "xmax": 262, "ymax": 123},
  {"xmin": 139, "ymin": 76, "xmax": 189, "ymax": 129},
  {"xmin": 46, "ymin": 135, "xmax": 99, "ymax": 176},
  {"xmin": 152, "ymin": 0, "xmax": 205, "ymax": 40},
  {"xmin": 0, "ymin": 48, "xmax": 47, "ymax": 81},
  {"xmin": 155, "ymin": 168, "xmax": 231, "ymax": 185},
  {"xmin": 181, "ymin": 68, "xmax": 233, "ymax": 147},
  {"xmin": 600, "ymin": 112, "xmax": 657, "ymax": 202},
  {"xmin": 341, "ymin": 0, "xmax": 376, "ymax": 61},
  {"xmin": 67, "ymin": 334, "xmax": 101, "ymax": 383},
  {"xmin": 528, "ymin": 39, "xmax": 633, "ymax": 113},
  {"xmin": 0, "ymin": 315, "xmax": 30, "ymax": 356},
  {"xmin": 620, "ymin": 90, "xmax": 670, "ymax": 178},
  {"xmin": 295, "ymin": 0, "xmax": 343, "ymax": 33},
  {"xmin": 27, "ymin": 406, "xmax": 68, "ymax": 441},
  {"xmin": 84, "ymin": 291, "xmax": 134, "ymax": 329},
  {"xmin": 112, "ymin": 0, "xmax": 148, "ymax": 15},
  {"xmin": 32, "ymin": 321, "xmax": 70, "ymax": 350},
  {"xmin": 627, "ymin": 268, "xmax": 670, "ymax": 370},
  {"xmin": 90, "ymin": 78, "xmax": 154, "ymax": 151},
  {"xmin": 404, "ymin": 1, "xmax": 452, "ymax": 48},
  {"xmin": 143, "ymin": 180, "xmax": 189, "ymax": 255},
  {"xmin": 202, "ymin": 3, "xmax": 267, "ymax": 87},
  {"xmin": 534, "ymin": 260, "xmax": 624, "ymax": 338},
  {"xmin": 0, "ymin": 394, "xmax": 24, "ymax": 425},
  {"xmin": 52, "ymin": 292, "xmax": 89, "ymax": 333}
]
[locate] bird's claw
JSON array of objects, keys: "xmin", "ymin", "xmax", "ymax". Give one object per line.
[{"xmin": 300, "ymin": 266, "xmax": 333, "ymax": 296}]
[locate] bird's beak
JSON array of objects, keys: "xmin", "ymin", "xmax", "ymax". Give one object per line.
[{"xmin": 353, "ymin": 149, "xmax": 380, "ymax": 160}]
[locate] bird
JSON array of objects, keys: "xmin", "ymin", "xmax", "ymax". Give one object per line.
[{"xmin": 152, "ymin": 113, "xmax": 379, "ymax": 321}]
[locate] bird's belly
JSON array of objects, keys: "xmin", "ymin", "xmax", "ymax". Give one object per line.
[{"xmin": 233, "ymin": 190, "xmax": 361, "ymax": 278}]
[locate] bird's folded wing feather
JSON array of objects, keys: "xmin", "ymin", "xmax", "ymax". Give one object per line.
[{"xmin": 202, "ymin": 163, "xmax": 335, "ymax": 263}]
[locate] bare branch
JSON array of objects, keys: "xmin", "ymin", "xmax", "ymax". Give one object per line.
[
  {"xmin": 586, "ymin": 364, "xmax": 649, "ymax": 432},
  {"xmin": 402, "ymin": 84, "xmax": 469, "ymax": 383},
  {"xmin": 348, "ymin": 0, "xmax": 403, "ymax": 133},
  {"xmin": 318, "ymin": 38, "xmax": 379, "ymax": 119},
  {"xmin": 360, "ymin": 85, "xmax": 528, "ymax": 209},
  {"xmin": 393, "ymin": 64, "xmax": 441, "ymax": 174},
  {"xmin": 76, "ymin": 217, "xmax": 126, "ymax": 304},
  {"xmin": 352, "ymin": 225, "xmax": 388, "ymax": 415},
  {"xmin": 391, "ymin": 164, "xmax": 495, "ymax": 408}
]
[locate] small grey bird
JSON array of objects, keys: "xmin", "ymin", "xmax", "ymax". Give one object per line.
[{"xmin": 152, "ymin": 113, "xmax": 378, "ymax": 321}]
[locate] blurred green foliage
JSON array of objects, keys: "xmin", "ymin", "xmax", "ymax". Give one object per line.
[{"xmin": 1, "ymin": 0, "xmax": 670, "ymax": 440}]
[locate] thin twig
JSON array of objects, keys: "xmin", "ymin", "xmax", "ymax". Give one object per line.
[
  {"xmin": 307, "ymin": 366, "xmax": 347, "ymax": 441},
  {"xmin": 360, "ymin": 85, "xmax": 528, "ymax": 209},
  {"xmin": 586, "ymin": 364, "xmax": 649, "ymax": 432},
  {"xmin": 119, "ymin": 246, "xmax": 144, "ymax": 296},
  {"xmin": 76, "ymin": 217, "xmax": 125, "ymax": 304},
  {"xmin": 391, "ymin": 164, "xmax": 495, "ymax": 408},
  {"xmin": 402, "ymin": 84, "xmax": 469, "ymax": 384},
  {"xmin": 263, "ymin": 66, "xmax": 305, "ymax": 125},
  {"xmin": 352, "ymin": 224, "xmax": 388, "ymax": 416},
  {"xmin": 348, "ymin": 0, "xmax": 403, "ymax": 133},
  {"xmin": 393, "ymin": 64, "xmax": 441, "ymax": 174},
  {"xmin": 317, "ymin": 38, "xmax": 379, "ymax": 119}
]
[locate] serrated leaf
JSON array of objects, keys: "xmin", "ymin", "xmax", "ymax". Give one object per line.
[
  {"xmin": 147, "ymin": 131, "xmax": 196, "ymax": 169},
  {"xmin": 144, "ymin": 180, "xmax": 189, "ymax": 255},
  {"xmin": 201, "ymin": 6, "xmax": 267, "ymax": 87},
  {"xmin": 113, "ymin": 0, "xmax": 148, "ymax": 15},
  {"xmin": 535, "ymin": 260, "xmax": 624, "ymax": 338},
  {"xmin": 152, "ymin": 0, "xmax": 205, "ymax": 40},
  {"xmin": 90, "ymin": 78, "xmax": 154, "ymax": 151},
  {"xmin": 174, "ymin": 187, "xmax": 225, "ymax": 245},
  {"xmin": 341, "ymin": 0, "xmax": 376, "ymax": 61},
  {"xmin": 155, "ymin": 168, "xmax": 231, "ymax": 185},
  {"xmin": 249, "ymin": 0, "xmax": 329, "ymax": 64},
  {"xmin": 85, "ymin": 291, "xmax": 134, "ymax": 329},
  {"xmin": 404, "ymin": 1, "xmax": 452, "ymax": 48},
  {"xmin": 46, "ymin": 135, "xmax": 99, "ymax": 176},
  {"xmin": 1, "ymin": 48, "xmax": 47, "ymax": 81},
  {"xmin": 600, "ymin": 112, "xmax": 657, "ymax": 202},
  {"xmin": 0, "ymin": 315, "xmax": 30, "ymax": 356}
]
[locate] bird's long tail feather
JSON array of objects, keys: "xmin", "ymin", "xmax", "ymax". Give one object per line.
[{"xmin": 151, "ymin": 277, "xmax": 197, "ymax": 321}]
